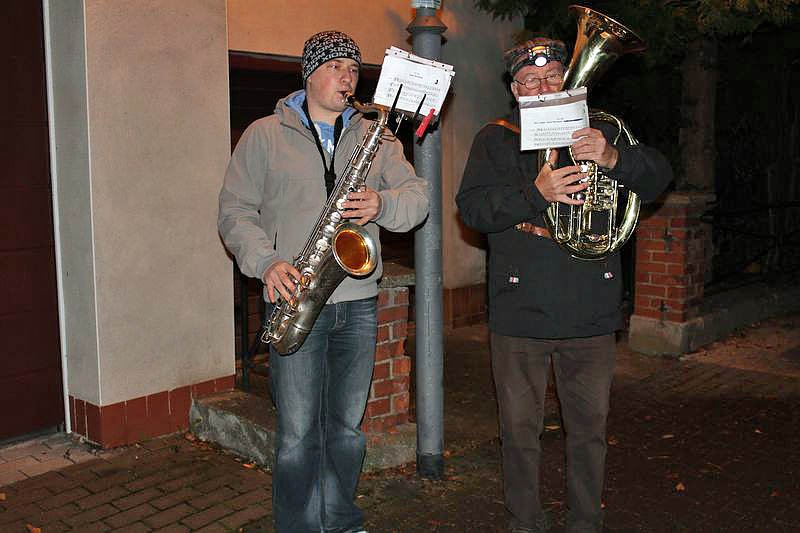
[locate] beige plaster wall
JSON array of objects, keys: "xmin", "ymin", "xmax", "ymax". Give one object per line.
[
  {"xmin": 438, "ymin": 0, "xmax": 519, "ymax": 288},
  {"xmin": 47, "ymin": 0, "xmax": 234, "ymax": 405},
  {"xmin": 227, "ymin": 0, "xmax": 520, "ymax": 289},
  {"xmin": 228, "ymin": 0, "xmax": 415, "ymax": 63}
]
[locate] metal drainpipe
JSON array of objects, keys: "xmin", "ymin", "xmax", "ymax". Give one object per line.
[
  {"xmin": 238, "ymin": 268, "xmax": 250, "ymax": 391},
  {"xmin": 408, "ymin": 1, "xmax": 446, "ymax": 480}
]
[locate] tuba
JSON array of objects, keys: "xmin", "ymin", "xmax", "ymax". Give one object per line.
[
  {"xmin": 542, "ymin": 5, "xmax": 645, "ymax": 260},
  {"xmin": 264, "ymin": 95, "xmax": 388, "ymax": 354}
]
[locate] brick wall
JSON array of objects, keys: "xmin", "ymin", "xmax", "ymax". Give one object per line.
[
  {"xmin": 633, "ymin": 192, "xmax": 713, "ymax": 323},
  {"xmin": 442, "ymin": 284, "xmax": 486, "ymax": 330},
  {"xmin": 361, "ymin": 286, "xmax": 411, "ymax": 434},
  {"xmin": 72, "ymin": 283, "xmax": 414, "ymax": 448},
  {"xmin": 70, "ymin": 376, "xmax": 236, "ymax": 448}
]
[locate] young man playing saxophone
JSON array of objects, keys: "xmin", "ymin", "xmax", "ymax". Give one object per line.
[
  {"xmin": 218, "ymin": 30, "xmax": 429, "ymax": 533},
  {"xmin": 456, "ymin": 37, "xmax": 672, "ymax": 532}
]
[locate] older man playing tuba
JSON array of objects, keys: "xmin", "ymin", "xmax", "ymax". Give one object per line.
[{"xmin": 456, "ymin": 33, "xmax": 672, "ymax": 532}]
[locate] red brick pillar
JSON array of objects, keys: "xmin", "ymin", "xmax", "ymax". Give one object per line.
[
  {"xmin": 629, "ymin": 192, "xmax": 715, "ymax": 355},
  {"xmin": 361, "ymin": 286, "xmax": 412, "ymax": 433}
]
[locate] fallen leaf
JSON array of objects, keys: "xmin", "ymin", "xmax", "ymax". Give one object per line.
[
  {"xmin": 0, "ymin": 493, "xmax": 5, "ymax": 501},
  {"xmin": 662, "ymin": 434, "xmax": 675, "ymax": 439},
  {"xmin": 544, "ymin": 424, "xmax": 560, "ymax": 431},
  {"xmin": 607, "ymin": 436, "xmax": 619, "ymax": 446},
  {"xmin": 242, "ymin": 463, "xmax": 255, "ymax": 469},
  {"xmin": 770, "ymin": 490, "xmax": 780, "ymax": 497},
  {"xmin": 675, "ymin": 482, "xmax": 686, "ymax": 492},
  {"xmin": 755, "ymin": 429, "xmax": 763, "ymax": 434},
  {"xmin": 25, "ymin": 525, "xmax": 41, "ymax": 533}
]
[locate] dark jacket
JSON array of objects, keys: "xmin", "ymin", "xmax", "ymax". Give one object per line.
[{"xmin": 456, "ymin": 110, "xmax": 672, "ymax": 339}]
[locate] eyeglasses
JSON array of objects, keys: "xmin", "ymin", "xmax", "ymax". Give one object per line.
[{"xmin": 513, "ymin": 71, "xmax": 564, "ymax": 90}]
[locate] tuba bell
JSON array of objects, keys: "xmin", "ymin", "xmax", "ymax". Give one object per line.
[{"xmin": 542, "ymin": 5, "xmax": 646, "ymax": 260}]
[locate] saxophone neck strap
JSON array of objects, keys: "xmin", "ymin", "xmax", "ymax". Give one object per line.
[{"xmin": 302, "ymin": 99, "xmax": 344, "ymax": 197}]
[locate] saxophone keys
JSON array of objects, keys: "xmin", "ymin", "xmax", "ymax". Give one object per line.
[
  {"xmin": 315, "ymin": 238, "xmax": 329, "ymax": 251},
  {"xmin": 329, "ymin": 212, "xmax": 341, "ymax": 223},
  {"xmin": 323, "ymin": 223, "xmax": 336, "ymax": 237}
]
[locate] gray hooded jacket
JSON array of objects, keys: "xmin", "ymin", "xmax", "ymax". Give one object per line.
[{"xmin": 218, "ymin": 91, "xmax": 429, "ymax": 303}]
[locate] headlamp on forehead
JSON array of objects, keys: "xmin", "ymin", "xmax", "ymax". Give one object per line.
[
  {"xmin": 505, "ymin": 38, "xmax": 569, "ymax": 77},
  {"xmin": 529, "ymin": 45, "xmax": 558, "ymax": 67}
]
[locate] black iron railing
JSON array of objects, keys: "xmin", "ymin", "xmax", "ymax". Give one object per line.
[
  {"xmin": 233, "ymin": 265, "xmax": 269, "ymax": 391},
  {"xmin": 704, "ymin": 201, "xmax": 800, "ymax": 290}
]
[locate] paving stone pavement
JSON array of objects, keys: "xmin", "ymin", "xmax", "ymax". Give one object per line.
[
  {"xmin": 0, "ymin": 435, "xmax": 272, "ymax": 532},
  {"xmin": 1, "ymin": 313, "xmax": 799, "ymax": 532},
  {"xmin": 0, "ymin": 433, "xmax": 121, "ymax": 488}
]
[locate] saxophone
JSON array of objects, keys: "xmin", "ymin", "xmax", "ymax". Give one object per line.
[{"xmin": 263, "ymin": 95, "xmax": 389, "ymax": 355}]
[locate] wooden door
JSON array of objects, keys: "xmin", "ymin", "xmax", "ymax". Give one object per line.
[{"xmin": 0, "ymin": 1, "xmax": 64, "ymax": 441}]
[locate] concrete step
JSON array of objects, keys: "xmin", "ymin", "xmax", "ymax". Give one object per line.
[{"xmin": 189, "ymin": 390, "xmax": 417, "ymax": 472}]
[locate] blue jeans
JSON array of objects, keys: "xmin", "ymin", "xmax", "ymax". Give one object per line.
[{"xmin": 270, "ymin": 297, "xmax": 377, "ymax": 533}]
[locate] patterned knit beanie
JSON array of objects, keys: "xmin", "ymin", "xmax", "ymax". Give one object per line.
[
  {"xmin": 301, "ymin": 30, "xmax": 362, "ymax": 82},
  {"xmin": 504, "ymin": 37, "xmax": 569, "ymax": 77}
]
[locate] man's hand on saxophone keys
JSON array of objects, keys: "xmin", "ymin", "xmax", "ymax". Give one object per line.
[
  {"xmin": 342, "ymin": 187, "xmax": 382, "ymax": 225},
  {"xmin": 263, "ymin": 261, "xmax": 302, "ymax": 303}
]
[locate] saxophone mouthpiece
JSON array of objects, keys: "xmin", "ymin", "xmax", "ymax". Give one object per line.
[{"xmin": 345, "ymin": 93, "xmax": 357, "ymax": 107}]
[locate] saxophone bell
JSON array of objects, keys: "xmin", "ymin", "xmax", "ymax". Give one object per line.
[{"xmin": 333, "ymin": 224, "xmax": 379, "ymax": 276}]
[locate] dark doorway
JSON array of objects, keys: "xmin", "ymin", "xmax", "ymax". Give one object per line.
[{"xmin": 0, "ymin": 2, "xmax": 64, "ymax": 441}]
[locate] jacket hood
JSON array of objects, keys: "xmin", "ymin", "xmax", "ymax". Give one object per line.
[{"xmin": 277, "ymin": 89, "xmax": 358, "ymax": 130}]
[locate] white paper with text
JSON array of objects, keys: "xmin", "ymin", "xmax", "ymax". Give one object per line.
[
  {"xmin": 373, "ymin": 47, "xmax": 454, "ymax": 117},
  {"xmin": 518, "ymin": 87, "xmax": 589, "ymax": 151}
]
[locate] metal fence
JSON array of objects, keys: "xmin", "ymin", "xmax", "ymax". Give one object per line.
[{"xmin": 706, "ymin": 202, "xmax": 800, "ymax": 291}]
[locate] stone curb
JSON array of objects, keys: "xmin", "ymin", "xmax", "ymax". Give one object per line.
[{"xmin": 189, "ymin": 391, "xmax": 416, "ymax": 473}]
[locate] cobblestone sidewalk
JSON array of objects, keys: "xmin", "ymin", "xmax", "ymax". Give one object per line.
[
  {"xmin": 1, "ymin": 313, "xmax": 799, "ymax": 531},
  {"xmin": 0, "ymin": 436, "xmax": 271, "ymax": 532}
]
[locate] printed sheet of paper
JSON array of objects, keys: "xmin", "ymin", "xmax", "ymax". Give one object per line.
[
  {"xmin": 373, "ymin": 47, "xmax": 454, "ymax": 117},
  {"xmin": 518, "ymin": 87, "xmax": 589, "ymax": 151}
]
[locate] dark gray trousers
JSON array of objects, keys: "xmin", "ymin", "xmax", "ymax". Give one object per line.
[{"xmin": 490, "ymin": 333, "xmax": 616, "ymax": 533}]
